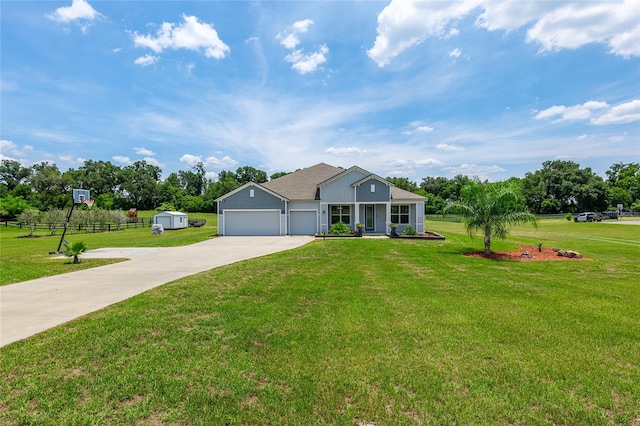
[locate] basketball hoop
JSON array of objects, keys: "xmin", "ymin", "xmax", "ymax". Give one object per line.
[{"xmin": 81, "ymin": 199, "xmax": 95, "ymax": 208}]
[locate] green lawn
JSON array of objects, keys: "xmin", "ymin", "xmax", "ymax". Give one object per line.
[
  {"xmin": 1, "ymin": 220, "xmax": 639, "ymax": 424},
  {"xmin": 0, "ymin": 212, "xmax": 218, "ymax": 286}
]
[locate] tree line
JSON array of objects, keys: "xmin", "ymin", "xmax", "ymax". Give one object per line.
[{"xmin": 0, "ymin": 158, "xmax": 638, "ymax": 219}]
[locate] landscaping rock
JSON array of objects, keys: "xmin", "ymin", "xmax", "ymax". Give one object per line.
[
  {"xmin": 521, "ymin": 251, "xmax": 533, "ymax": 259},
  {"xmin": 556, "ymin": 249, "xmax": 582, "ymax": 259}
]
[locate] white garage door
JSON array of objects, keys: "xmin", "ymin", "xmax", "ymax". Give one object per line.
[
  {"xmin": 290, "ymin": 211, "xmax": 317, "ymax": 235},
  {"xmin": 224, "ymin": 210, "xmax": 280, "ymax": 236}
]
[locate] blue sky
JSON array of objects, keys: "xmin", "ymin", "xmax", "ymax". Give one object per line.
[{"xmin": 1, "ymin": 0, "xmax": 639, "ymax": 182}]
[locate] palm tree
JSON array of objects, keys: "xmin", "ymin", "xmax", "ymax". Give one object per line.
[
  {"xmin": 444, "ymin": 179, "xmax": 537, "ymax": 255},
  {"xmin": 64, "ymin": 241, "xmax": 87, "ymax": 264}
]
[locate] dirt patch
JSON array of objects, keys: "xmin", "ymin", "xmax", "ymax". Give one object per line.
[{"xmin": 465, "ymin": 245, "xmax": 591, "ymax": 262}]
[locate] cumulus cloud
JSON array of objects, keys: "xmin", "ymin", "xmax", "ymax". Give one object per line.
[
  {"xmin": 416, "ymin": 125, "xmax": 434, "ymax": 133},
  {"xmin": 278, "ymin": 19, "xmax": 329, "ymax": 74},
  {"xmin": 181, "ymin": 154, "xmax": 238, "ymax": 169},
  {"xmin": 367, "ymin": 0, "xmax": 480, "ymax": 66},
  {"xmin": 591, "ymin": 100, "xmax": 640, "ymax": 125},
  {"xmin": 47, "ymin": 0, "xmax": 101, "ymax": 24},
  {"xmin": 443, "ymin": 163, "xmax": 505, "ymax": 178},
  {"xmin": 368, "ymin": 0, "xmax": 639, "ymax": 67},
  {"xmin": 525, "ymin": 0, "xmax": 640, "ymax": 58},
  {"xmin": 134, "ymin": 54, "xmax": 159, "ymax": 67},
  {"xmin": 285, "ymin": 45, "xmax": 329, "ymax": 74},
  {"xmin": 143, "ymin": 157, "xmax": 162, "ymax": 168},
  {"xmin": 134, "ymin": 147, "xmax": 156, "ymax": 156},
  {"xmin": 449, "ymin": 48, "xmax": 462, "ymax": 58},
  {"xmin": 326, "ymin": 146, "xmax": 368, "ymax": 156},
  {"xmin": 535, "ymin": 100, "xmax": 640, "ymax": 125},
  {"xmin": 535, "ymin": 101, "xmax": 609, "ymax": 122},
  {"xmin": 132, "ymin": 14, "xmax": 230, "ymax": 63},
  {"xmin": 112, "ymin": 155, "xmax": 132, "ymax": 165},
  {"xmin": 436, "ymin": 143, "xmax": 463, "ymax": 151}
]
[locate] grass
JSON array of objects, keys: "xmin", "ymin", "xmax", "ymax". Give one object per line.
[
  {"xmin": 0, "ymin": 212, "xmax": 218, "ymax": 286},
  {"xmin": 1, "ymin": 220, "xmax": 639, "ymax": 424}
]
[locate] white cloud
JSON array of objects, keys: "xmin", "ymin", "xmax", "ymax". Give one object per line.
[
  {"xmin": 326, "ymin": 146, "xmax": 368, "ymax": 156},
  {"xmin": 609, "ymin": 133, "xmax": 628, "ymax": 143},
  {"xmin": 134, "ymin": 54, "xmax": 159, "ymax": 67},
  {"xmin": 576, "ymin": 135, "xmax": 588, "ymax": 141},
  {"xmin": 535, "ymin": 100, "xmax": 640, "ymax": 125},
  {"xmin": 443, "ymin": 163, "xmax": 505, "ymax": 178},
  {"xmin": 143, "ymin": 157, "xmax": 163, "ymax": 168},
  {"xmin": 525, "ymin": 0, "xmax": 640, "ymax": 58},
  {"xmin": 368, "ymin": 0, "xmax": 639, "ymax": 67},
  {"xmin": 278, "ymin": 19, "xmax": 328, "ymax": 74},
  {"xmin": 367, "ymin": 0, "xmax": 480, "ymax": 67},
  {"xmin": 449, "ymin": 48, "xmax": 462, "ymax": 58},
  {"xmin": 535, "ymin": 101, "xmax": 609, "ymax": 122},
  {"xmin": 416, "ymin": 125, "xmax": 434, "ymax": 133},
  {"xmin": 591, "ymin": 99, "xmax": 640, "ymax": 125},
  {"xmin": 180, "ymin": 154, "xmax": 202, "ymax": 167},
  {"xmin": 436, "ymin": 143, "xmax": 463, "ymax": 151},
  {"xmin": 204, "ymin": 155, "xmax": 238, "ymax": 169},
  {"xmin": 449, "ymin": 28, "xmax": 460, "ymax": 37},
  {"xmin": 47, "ymin": 0, "xmax": 101, "ymax": 23},
  {"xmin": 112, "ymin": 155, "xmax": 132, "ymax": 165},
  {"xmin": 132, "ymin": 14, "xmax": 230, "ymax": 61},
  {"xmin": 285, "ymin": 45, "xmax": 329, "ymax": 74},
  {"xmin": 181, "ymin": 153, "xmax": 238, "ymax": 169},
  {"xmin": 134, "ymin": 147, "xmax": 156, "ymax": 156}
]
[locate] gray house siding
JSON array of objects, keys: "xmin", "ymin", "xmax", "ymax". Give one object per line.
[
  {"xmin": 320, "ymin": 170, "xmax": 368, "ymax": 203},
  {"xmin": 355, "ymin": 179, "xmax": 390, "ymax": 202},
  {"xmin": 218, "ymin": 186, "xmax": 285, "ymax": 212}
]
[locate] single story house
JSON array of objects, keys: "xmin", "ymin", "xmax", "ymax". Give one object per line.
[
  {"xmin": 153, "ymin": 211, "xmax": 188, "ymax": 230},
  {"xmin": 215, "ymin": 163, "xmax": 426, "ymax": 236}
]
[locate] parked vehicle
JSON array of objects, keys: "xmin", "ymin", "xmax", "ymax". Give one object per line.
[{"xmin": 574, "ymin": 212, "xmax": 602, "ymax": 222}]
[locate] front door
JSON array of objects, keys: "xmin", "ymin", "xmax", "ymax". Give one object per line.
[{"xmin": 365, "ymin": 205, "xmax": 375, "ymax": 231}]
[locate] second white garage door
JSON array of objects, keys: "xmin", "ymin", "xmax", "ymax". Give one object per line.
[
  {"xmin": 289, "ymin": 210, "xmax": 318, "ymax": 235},
  {"xmin": 224, "ymin": 210, "xmax": 281, "ymax": 236}
]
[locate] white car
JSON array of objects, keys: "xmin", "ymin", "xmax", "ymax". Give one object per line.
[{"xmin": 574, "ymin": 212, "xmax": 601, "ymax": 222}]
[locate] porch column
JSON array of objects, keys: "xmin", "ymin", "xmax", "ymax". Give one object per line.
[
  {"xmin": 416, "ymin": 202, "xmax": 425, "ymax": 233},
  {"xmin": 354, "ymin": 202, "xmax": 360, "ymax": 228},
  {"xmin": 386, "ymin": 202, "xmax": 391, "ymax": 234}
]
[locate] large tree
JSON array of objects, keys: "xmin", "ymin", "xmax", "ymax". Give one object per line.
[
  {"xmin": 444, "ymin": 179, "xmax": 537, "ymax": 255},
  {"xmin": 521, "ymin": 160, "xmax": 608, "ymax": 213}
]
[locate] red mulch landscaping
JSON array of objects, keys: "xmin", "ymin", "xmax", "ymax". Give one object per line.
[{"xmin": 464, "ymin": 245, "xmax": 591, "ymax": 261}]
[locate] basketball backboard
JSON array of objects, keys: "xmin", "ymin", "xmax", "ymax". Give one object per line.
[{"xmin": 72, "ymin": 189, "xmax": 90, "ymax": 204}]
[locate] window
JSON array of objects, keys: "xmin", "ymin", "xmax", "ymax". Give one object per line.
[
  {"xmin": 330, "ymin": 205, "xmax": 350, "ymax": 225},
  {"xmin": 391, "ymin": 205, "xmax": 410, "ymax": 224},
  {"xmin": 371, "ymin": 184, "xmax": 376, "ymax": 192},
  {"xmin": 249, "ymin": 189, "xmax": 255, "ymax": 198}
]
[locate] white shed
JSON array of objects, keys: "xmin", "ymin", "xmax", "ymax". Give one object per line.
[{"xmin": 153, "ymin": 211, "xmax": 188, "ymax": 230}]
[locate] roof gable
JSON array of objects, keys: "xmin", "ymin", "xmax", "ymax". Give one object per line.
[
  {"xmin": 351, "ymin": 174, "xmax": 392, "ymax": 188},
  {"xmin": 215, "ymin": 181, "xmax": 288, "ymax": 202}
]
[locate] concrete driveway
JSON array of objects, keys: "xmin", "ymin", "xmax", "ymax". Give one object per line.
[{"xmin": 0, "ymin": 236, "xmax": 313, "ymax": 347}]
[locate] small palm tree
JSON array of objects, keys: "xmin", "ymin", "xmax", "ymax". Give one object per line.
[
  {"xmin": 64, "ymin": 241, "xmax": 87, "ymax": 264},
  {"xmin": 444, "ymin": 179, "xmax": 537, "ymax": 255}
]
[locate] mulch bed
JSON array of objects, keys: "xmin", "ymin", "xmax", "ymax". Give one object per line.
[{"xmin": 465, "ymin": 245, "xmax": 591, "ymax": 262}]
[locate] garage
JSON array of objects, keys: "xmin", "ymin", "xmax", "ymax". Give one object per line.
[
  {"xmin": 289, "ymin": 210, "xmax": 318, "ymax": 235},
  {"xmin": 223, "ymin": 210, "xmax": 281, "ymax": 236}
]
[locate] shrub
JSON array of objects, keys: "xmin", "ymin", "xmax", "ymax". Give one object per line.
[
  {"xmin": 402, "ymin": 225, "xmax": 417, "ymax": 236},
  {"xmin": 329, "ymin": 221, "xmax": 351, "ymax": 234},
  {"xmin": 566, "ymin": 213, "xmax": 573, "ymax": 221}
]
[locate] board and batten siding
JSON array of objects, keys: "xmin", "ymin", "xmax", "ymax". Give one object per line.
[
  {"xmin": 356, "ymin": 178, "xmax": 391, "ymax": 202},
  {"xmin": 320, "ymin": 170, "xmax": 368, "ymax": 203},
  {"xmin": 218, "ymin": 186, "xmax": 285, "ymax": 212}
]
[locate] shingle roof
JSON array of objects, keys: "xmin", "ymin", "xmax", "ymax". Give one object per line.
[
  {"xmin": 261, "ymin": 162, "xmax": 426, "ymax": 201},
  {"xmin": 391, "ymin": 187, "xmax": 426, "ymax": 200},
  {"xmin": 261, "ymin": 163, "xmax": 343, "ymax": 200}
]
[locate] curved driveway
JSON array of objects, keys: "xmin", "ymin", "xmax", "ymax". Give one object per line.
[{"xmin": 0, "ymin": 236, "xmax": 313, "ymax": 347}]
